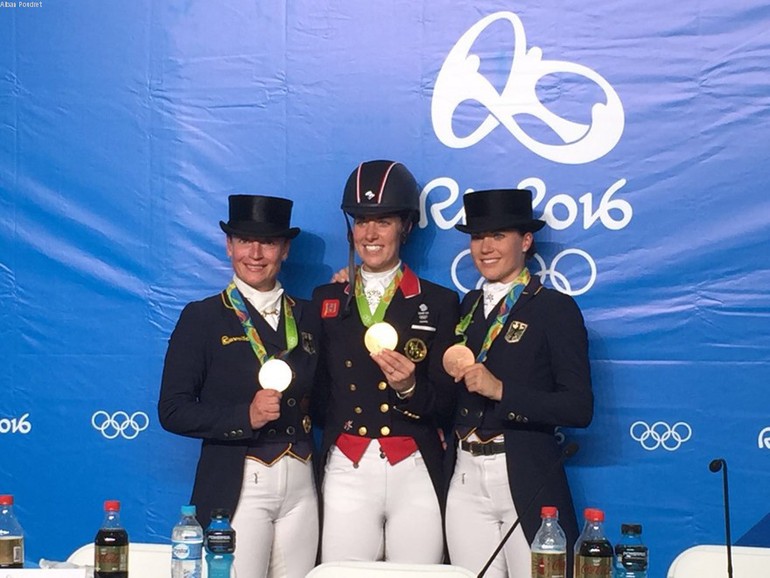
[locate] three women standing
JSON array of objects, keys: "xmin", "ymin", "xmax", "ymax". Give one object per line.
[{"xmin": 158, "ymin": 183, "xmax": 592, "ymax": 578}]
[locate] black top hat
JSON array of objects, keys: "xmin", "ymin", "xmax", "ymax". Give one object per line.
[
  {"xmin": 455, "ymin": 189, "xmax": 545, "ymax": 234},
  {"xmin": 219, "ymin": 195, "xmax": 300, "ymax": 239}
]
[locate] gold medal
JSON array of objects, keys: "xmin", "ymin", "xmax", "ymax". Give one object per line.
[
  {"xmin": 258, "ymin": 358, "xmax": 293, "ymax": 392},
  {"xmin": 364, "ymin": 322, "xmax": 399, "ymax": 354},
  {"xmin": 442, "ymin": 344, "xmax": 475, "ymax": 378}
]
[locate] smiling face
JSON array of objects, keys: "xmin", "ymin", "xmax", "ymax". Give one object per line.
[
  {"xmin": 226, "ymin": 235, "xmax": 290, "ymax": 291},
  {"xmin": 352, "ymin": 214, "xmax": 408, "ymax": 273},
  {"xmin": 469, "ymin": 229, "xmax": 533, "ymax": 283}
]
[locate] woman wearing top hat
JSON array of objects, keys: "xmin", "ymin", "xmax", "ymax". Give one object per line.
[
  {"xmin": 311, "ymin": 160, "xmax": 459, "ymax": 563},
  {"xmin": 445, "ymin": 189, "xmax": 593, "ymax": 578},
  {"xmin": 158, "ymin": 195, "xmax": 321, "ymax": 578}
]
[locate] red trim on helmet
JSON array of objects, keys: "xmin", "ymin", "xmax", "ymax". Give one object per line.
[
  {"xmin": 355, "ymin": 163, "xmax": 363, "ymax": 204},
  {"xmin": 377, "ymin": 162, "xmax": 397, "ymax": 204}
]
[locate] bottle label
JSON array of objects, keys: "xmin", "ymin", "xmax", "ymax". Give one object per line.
[
  {"xmin": 617, "ymin": 545, "xmax": 648, "ymax": 570},
  {"xmin": 0, "ymin": 536, "xmax": 24, "ymax": 567},
  {"xmin": 205, "ymin": 530, "xmax": 235, "ymax": 554},
  {"xmin": 173, "ymin": 540, "xmax": 203, "ymax": 560},
  {"xmin": 575, "ymin": 554, "xmax": 612, "ymax": 577},
  {"xmin": 532, "ymin": 551, "xmax": 566, "ymax": 577},
  {"xmin": 95, "ymin": 544, "xmax": 128, "ymax": 571}
]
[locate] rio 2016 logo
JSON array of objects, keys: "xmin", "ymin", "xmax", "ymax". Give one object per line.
[
  {"xmin": 0, "ymin": 413, "xmax": 31, "ymax": 434},
  {"xmin": 420, "ymin": 176, "xmax": 633, "ymax": 296},
  {"xmin": 432, "ymin": 11, "xmax": 624, "ymax": 164}
]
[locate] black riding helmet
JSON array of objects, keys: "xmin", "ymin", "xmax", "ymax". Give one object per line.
[
  {"xmin": 341, "ymin": 160, "xmax": 420, "ymax": 223},
  {"xmin": 339, "ymin": 160, "xmax": 420, "ymax": 316}
]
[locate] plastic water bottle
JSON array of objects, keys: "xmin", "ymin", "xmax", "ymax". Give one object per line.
[
  {"xmin": 614, "ymin": 523, "xmax": 648, "ymax": 578},
  {"xmin": 574, "ymin": 508, "xmax": 613, "ymax": 578},
  {"xmin": 531, "ymin": 506, "xmax": 567, "ymax": 578},
  {"xmin": 94, "ymin": 500, "xmax": 128, "ymax": 578},
  {"xmin": 0, "ymin": 495, "xmax": 24, "ymax": 569},
  {"xmin": 204, "ymin": 509, "xmax": 235, "ymax": 578},
  {"xmin": 172, "ymin": 505, "xmax": 203, "ymax": 578}
]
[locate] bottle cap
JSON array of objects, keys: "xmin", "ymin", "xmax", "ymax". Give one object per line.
[
  {"xmin": 584, "ymin": 508, "xmax": 605, "ymax": 522},
  {"xmin": 621, "ymin": 523, "xmax": 642, "ymax": 534},
  {"xmin": 104, "ymin": 500, "xmax": 121, "ymax": 511},
  {"xmin": 540, "ymin": 506, "xmax": 558, "ymax": 518},
  {"xmin": 210, "ymin": 508, "xmax": 231, "ymax": 520},
  {"xmin": 181, "ymin": 505, "xmax": 197, "ymax": 517},
  {"xmin": 0, "ymin": 495, "xmax": 13, "ymax": 506}
]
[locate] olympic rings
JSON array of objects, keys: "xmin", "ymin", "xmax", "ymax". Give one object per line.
[
  {"xmin": 630, "ymin": 420, "xmax": 692, "ymax": 451},
  {"xmin": 91, "ymin": 410, "xmax": 150, "ymax": 440},
  {"xmin": 451, "ymin": 248, "xmax": 597, "ymax": 297},
  {"xmin": 532, "ymin": 250, "xmax": 597, "ymax": 296}
]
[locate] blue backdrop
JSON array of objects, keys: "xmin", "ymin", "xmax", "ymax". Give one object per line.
[{"xmin": 2, "ymin": 1, "xmax": 770, "ymax": 575}]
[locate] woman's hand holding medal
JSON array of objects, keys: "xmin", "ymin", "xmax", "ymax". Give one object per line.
[
  {"xmin": 371, "ymin": 348, "xmax": 416, "ymax": 396},
  {"xmin": 457, "ymin": 363, "xmax": 503, "ymax": 401},
  {"xmin": 249, "ymin": 358, "xmax": 294, "ymax": 429},
  {"xmin": 249, "ymin": 389, "xmax": 282, "ymax": 429},
  {"xmin": 365, "ymin": 321, "xmax": 416, "ymax": 397},
  {"xmin": 443, "ymin": 344, "xmax": 503, "ymax": 401}
]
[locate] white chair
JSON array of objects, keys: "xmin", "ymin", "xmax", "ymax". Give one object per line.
[
  {"xmin": 67, "ymin": 542, "xmax": 173, "ymax": 578},
  {"xmin": 305, "ymin": 561, "xmax": 476, "ymax": 577},
  {"xmin": 667, "ymin": 544, "xmax": 770, "ymax": 577}
]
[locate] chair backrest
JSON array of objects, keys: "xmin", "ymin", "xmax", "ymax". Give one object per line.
[
  {"xmin": 667, "ymin": 544, "xmax": 770, "ymax": 578},
  {"xmin": 67, "ymin": 542, "xmax": 172, "ymax": 578},
  {"xmin": 306, "ymin": 561, "xmax": 477, "ymax": 577}
]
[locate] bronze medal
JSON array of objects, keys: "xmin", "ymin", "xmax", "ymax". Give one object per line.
[{"xmin": 442, "ymin": 343, "xmax": 475, "ymax": 378}]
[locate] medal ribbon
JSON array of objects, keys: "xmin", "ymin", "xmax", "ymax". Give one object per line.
[
  {"xmin": 354, "ymin": 265, "xmax": 404, "ymax": 327},
  {"xmin": 454, "ymin": 268, "xmax": 530, "ymax": 363},
  {"xmin": 225, "ymin": 283, "xmax": 298, "ymax": 364}
]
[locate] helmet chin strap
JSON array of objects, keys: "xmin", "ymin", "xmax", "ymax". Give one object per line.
[
  {"xmin": 342, "ymin": 212, "xmax": 356, "ymax": 318},
  {"xmin": 401, "ymin": 218, "xmax": 413, "ymax": 244}
]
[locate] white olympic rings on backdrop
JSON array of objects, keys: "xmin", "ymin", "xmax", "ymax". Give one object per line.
[
  {"xmin": 91, "ymin": 410, "xmax": 149, "ymax": 440},
  {"xmin": 451, "ymin": 248, "xmax": 596, "ymax": 297},
  {"xmin": 532, "ymin": 250, "xmax": 596, "ymax": 296},
  {"xmin": 630, "ymin": 421, "xmax": 692, "ymax": 451}
]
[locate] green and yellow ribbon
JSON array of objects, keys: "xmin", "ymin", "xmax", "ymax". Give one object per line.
[
  {"xmin": 454, "ymin": 268, "xmax": 530, "ymax": 363},
  {"xmin": 225, "ymin": 283, "xmax": 298, "ymax": 364}
]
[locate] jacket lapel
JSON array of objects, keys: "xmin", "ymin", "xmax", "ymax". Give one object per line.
[{"xmin": 508, "ymin": 275, "xmax": 541, "ymax": 316}]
